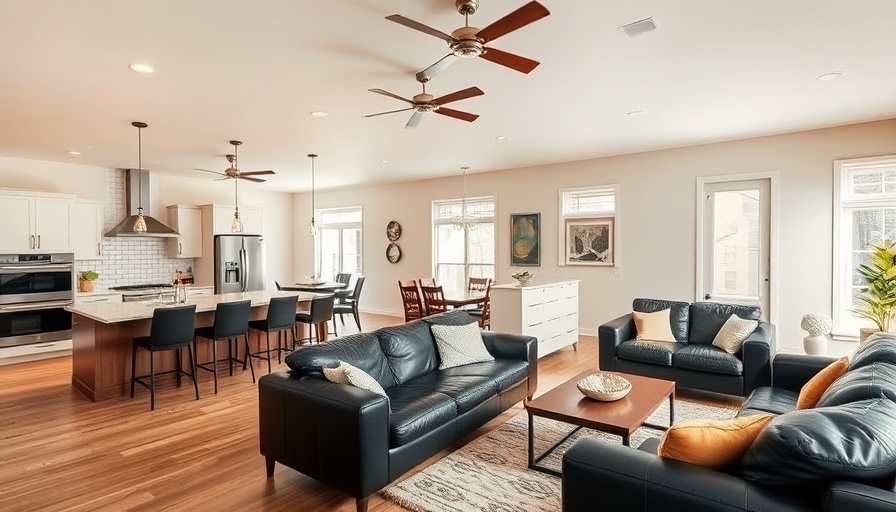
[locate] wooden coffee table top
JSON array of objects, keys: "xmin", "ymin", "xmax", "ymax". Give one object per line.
[{"xmin": 526, "ymin": 370, "xmax": 675, "ymax": 437}]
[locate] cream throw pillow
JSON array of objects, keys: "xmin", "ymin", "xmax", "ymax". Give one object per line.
[
  {"xmin": 323, "ymin": 361, "xmax": 388, "ymax": 398},
  {"xmin": 431, "ymin": 322, "xmax": 495, "ymax": 370},
  {"xmin": 711, "ymin": 314, "xmax": 759, "ymax": 354},
  {"xmin": 633, "ymin": 309, "xmax": 676, "ymax": 342}
]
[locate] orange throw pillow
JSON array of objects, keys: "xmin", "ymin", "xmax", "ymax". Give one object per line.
[
  {"xmin": 796, "ymin": 357, "xmax": 849, "ymax": 409},
  {"xmin": 657, "ymin": 414, "xmax": 773, "ymax": 469}
]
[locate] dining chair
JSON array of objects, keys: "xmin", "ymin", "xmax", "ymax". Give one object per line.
[
  {"xmin": 248, "ymin": 294, "xmax": 299, "ymax": 373},
  {"xmin": 399, "ymin": 280, "xmax": 425, "ymax": 322},
  {"xmin": 333, "ymin": 276, "xmax": 365, "ymax": 332},
  {"xmin": 468, "ymin": 278, "xmax": 492, "ymax": 328},
  {"xmin": 420, "ymin": 285, "xmax": 448, "ymax": 316},
  {"xmin": 467, "ymin": 277, "xmax": 491, "ymax": 293},
  {"xmin": 130, "ymin": 304, "xmax": 198, "ymax": 411},
  {"xmin": 334, "ymin": 272, "xmax": 354, "ymax": 308},
  {"xmin": 194, "ymin": 300, "xmax": 254, "ymax": 394},
  {"xmin": 419, "ymin": 277, "xmax": 437, "ymax": 287},
  {"xmin": 295, "ymin": 294, "xmax": 336, "ymax": 345}
]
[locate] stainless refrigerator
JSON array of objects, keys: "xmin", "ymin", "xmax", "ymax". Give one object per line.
[{"xmin": 214, "ymin": 235, "xmax": 265, "ymax": 293}]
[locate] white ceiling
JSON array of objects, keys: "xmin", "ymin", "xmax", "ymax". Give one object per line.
[{"xmin": 2, "ymin": 1, "xmax": 895, "ymax": 193}]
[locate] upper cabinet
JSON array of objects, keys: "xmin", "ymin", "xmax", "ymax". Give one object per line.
[
  {"xmin": 72, "ymin": 200, "xmax": 104, "ymax": 259},
  {"xmin": 203, "ymin": 204, "xmax": 263, "ymax": 236},
  {"xmin": 0, "ymin": 191, "xmax": 74, "ymax": 252},
  {"xmin": 167, "ymin": 205, "xmax": 202, "ymax": 258}
]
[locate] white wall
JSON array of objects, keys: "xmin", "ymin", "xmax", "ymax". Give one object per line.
[{"xmin": 294, "ymin": 119, "xmax": 896, "ymax": 350}]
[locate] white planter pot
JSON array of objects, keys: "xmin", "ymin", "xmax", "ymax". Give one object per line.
[{"xmin": 803, "ymin": 334, "xmax": 831, "ymax": 355}]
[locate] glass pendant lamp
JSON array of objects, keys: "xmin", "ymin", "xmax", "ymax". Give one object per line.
[
  {"xmin": 132, "ymin": 122, "xmax": 148, "ymax": 233},
  {"xmin": 308, "ymin": 153, "xmax": 318, "ymax": 236}
]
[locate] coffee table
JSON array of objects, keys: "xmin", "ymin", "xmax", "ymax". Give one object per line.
[{"xmin": 525, "ymin": 370, "xmax": 675, "ymax": 477}]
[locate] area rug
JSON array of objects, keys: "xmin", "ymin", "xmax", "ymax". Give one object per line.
[{"xmin": 380, "ymin": 399, "xmax": 736, "ymax": 512}]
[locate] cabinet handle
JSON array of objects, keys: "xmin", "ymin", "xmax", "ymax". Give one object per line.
[
  {"xmin": 98, "ymin": 242, "xmax": 102, "ymax": 256},
  {"xmin": 30, "ymin": 235, "xmax": 35, "ymax": 249},
  {"xmin": 37, "ymin": 234, "xmax": 41, "ymax": 249},
  {"xmin": 179, "ymin": 242, "xmax": 182, "ymax": 255}
]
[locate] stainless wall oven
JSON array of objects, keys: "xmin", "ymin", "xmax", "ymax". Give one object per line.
[{"xmin": 0, "ymin": 253, "xmax": 74, "ymax": 348}]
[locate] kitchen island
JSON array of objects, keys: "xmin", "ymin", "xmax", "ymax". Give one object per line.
[{"xmin": 65, "ymin": 290, "xmax": 322, "ymax": 402}]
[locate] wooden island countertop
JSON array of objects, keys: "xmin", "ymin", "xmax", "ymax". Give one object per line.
[{"xmin": 65, "ymin": 290, "xmax": 323, "ymax": 402}]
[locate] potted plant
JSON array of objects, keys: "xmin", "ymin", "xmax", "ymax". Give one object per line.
[
  {"xmin": 852, "ymin": 240, "xmax": 896, "ymax": 341},
  {"xmin": 78, "ymin": 270, "xmax": 99, "ymax": 292}
]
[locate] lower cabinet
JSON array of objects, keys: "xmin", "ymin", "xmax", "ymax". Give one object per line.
[{"xmin": 490, "ymin": 279, "xmax": 579, "ymax": 358}]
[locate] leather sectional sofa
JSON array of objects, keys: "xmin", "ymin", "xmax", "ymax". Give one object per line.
[
  {"xmin": 257, "ymin": 311, "xmax": 537, "ymax": 512},
  {"xmin": 599, "ymin": 298, "xmax": 773, "ymax": 396},
  {"xmin": 562, "ymin": 333, "xmax": 896, "ymax": 511}
]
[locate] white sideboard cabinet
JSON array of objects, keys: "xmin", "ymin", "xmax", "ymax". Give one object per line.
[{"xmin": 490, "ymin": 278, "xmax": 579, "ymax": 358}]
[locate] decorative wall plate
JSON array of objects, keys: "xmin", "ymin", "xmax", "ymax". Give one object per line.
[
  {"xmin": 387, "ymin": 220, "xmax": 402, "ymax": 241},
  {"xmin": 386, "ymin": 243, "xmax": 402, "ymax": 263}
]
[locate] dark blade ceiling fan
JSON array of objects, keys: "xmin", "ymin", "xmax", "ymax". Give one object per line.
[
  {"xmin": 193, "ymin": 140, "xmax": 275, "ymax": 182},
  {"xmin": 363, "ymin": 75, "xmax": 484, "ymax": 129},
  {"xmin": 386, "ymin": 0, "xmax": 550, "ymax": 80}
]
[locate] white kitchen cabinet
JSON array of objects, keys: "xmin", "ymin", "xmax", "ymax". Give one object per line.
[
  {"xmin": 204, "ymin": 204, "xmax": 263, "ymax": 236},
  {"xmin": 73, "ymin": 200, "xmax": 104, "ymax": 259},
  {"xmin": 490, "ymin": 279, "xmax": 580, "ymax": 358},
  {"xmin": 0, "ymin": 191, "xmax": 74, "ymax": 252},
  {"xmin": 167, "ymin": 205, "xmax": 202, "ymax": 258}
]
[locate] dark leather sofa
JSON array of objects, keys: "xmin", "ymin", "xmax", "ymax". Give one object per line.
[
  {"xmin": 599, "ymin": 298, "xmax": 773, "ymax": 396},
  {"xmin": 562, "ymin": 334, "xmax": 896, "ymax": 512},
  {"xmin": 257, "ymin": 311, "xmax": 537, "ymax": 512}
]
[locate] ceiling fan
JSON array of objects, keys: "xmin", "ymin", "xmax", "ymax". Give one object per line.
[
  {"xmin": 363, "ymin": 75, "xmax": 484, "ymax": 129},
  {"xmin": 193, "ymin": 140, "xmax": 275, "ymax": 182},
  {"xmin": 386, "ymin": 0, "xmax": 550, "ymax": 80}
]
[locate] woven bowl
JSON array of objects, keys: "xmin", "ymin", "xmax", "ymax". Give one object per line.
[{"xmin": 577, "ymin": 373, "xmax": 632, "ymax": 401}]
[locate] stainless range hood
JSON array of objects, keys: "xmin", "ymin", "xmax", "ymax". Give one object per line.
[{"xmin": 104, "ymin": 169, "xmax": 179, "ymax": 238}]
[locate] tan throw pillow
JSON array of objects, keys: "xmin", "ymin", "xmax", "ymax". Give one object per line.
[
  {"xmin": 711, "ymin": 314, "xmax": 759, "ymax": 354},
  {"xmin": 431, "ymin": 322, "xmax": 495, "ymax": 370},
  {"xmin": 657, "ymin": 414, "xmax": 774, "ymax": 469},
  {"xmin": 322, "ymin": 361, "xmax": 388, "ymax": 398},
  {"xmin": 633, "ymin": 309, "xmax": 676, "ymax": 342},
  {"xmin": 796, "ymin": 357, "xmax": 850, "ymax": 409}
]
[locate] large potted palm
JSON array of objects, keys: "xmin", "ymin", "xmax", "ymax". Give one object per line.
[{"xmin": 853, "ymin": 240, "xmax": 896, "ymax": 341}]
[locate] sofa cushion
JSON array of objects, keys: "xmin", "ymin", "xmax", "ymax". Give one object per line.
[
  {"xmin": 658, "ymin": 414, "xmax": 774, "ymax": 469},
  {"xmin": 688, "ymin": 302, "xmax": 761, "ymax": 345},
  {"xmin": 440, "ymin": 359, "xmax": 530, "ymax": 395},
  {"xmin": 430, "ymin": 322, "xmax": 494, "ymax": 370},
  {"xmin": 739, "ymin": 387, "xmax": 799, "ymax": 416},
  {"xmin": 850, "ymin": 333, "xmax": 896, "ymax": 370},
  {"xmin": 711, "ymin": 314, "xmax": 759, "ymax": 354},
  {"xmin": 796, "ymin": 356, "xmax": 849, "ymax": 409},
  {"xmin": 633, "ymin": 298, "xmax": 690, "ymax": 342},
  {"xmin": 816, "ymin": 362, "xmax": 896, "ymax": 408},
  {"xmin": 396, "ymin": 371, "xmax": 496, "ymax": 415},
  {"xmin": 617, "ymin": 339, "xmax": 683, "ymax": 366},
  {"xmin": 739, "ymin": 398, "xmax": 896, "ymax": 485},
  {"xmin": 633, "ymin": 309, "xmax": 677, "ymax": 342},
  {"xmin": 377, "ymin": 320, "xmax": 438, "ymax": 385},
  {"xmin": 673, "ymin": 344, "xmax": 743, "ymax": 376},
  {"xmin": 386, "ymin": 387, "xmax": 457, "ymax": 447},
  {"xmin": 285, "ymin": 332, "xmax": 398, "ymax": 389}
]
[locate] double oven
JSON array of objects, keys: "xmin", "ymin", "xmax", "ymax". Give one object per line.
[{"xmin": 0, "ymin": 253, "xmax": 74, "ymax": 348}]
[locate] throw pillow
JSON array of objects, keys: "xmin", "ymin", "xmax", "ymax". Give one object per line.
[
  {"xmin": 430, "ymin": 322, "xmax": 494, "ymax": 370},
  {"xmin": 322, "ymin": 361, "xmax": 388, "ymax": 398},
  {"xmin": 633, "ymin": 309, "xmax": 676, "ymax": 342},
  {"xmin": 711, "ymin": 314, "xmax": 759, "ymax": 354},
  {"xmin": 796, "ymin": 356, "xmax": 849, "ymax": 409},
  {"xmin": 657, "ymin": 414, "xmax": 774, "ymax": 469}
]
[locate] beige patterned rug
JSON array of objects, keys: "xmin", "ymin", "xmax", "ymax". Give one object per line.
[{"xmin": 380, "ymin": 399, "xmax": 736, "ymax": 512}]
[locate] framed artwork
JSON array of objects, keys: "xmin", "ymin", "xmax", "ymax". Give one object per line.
[
  {"xmin": 511, "ymin": 213, "xmax": 540, "ymax": 266},
  {"xmin": 565, "ymin": 217, "xmax": 614, "ymax": 266}
]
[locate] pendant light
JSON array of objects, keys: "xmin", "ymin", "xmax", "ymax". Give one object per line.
[
  {"xmin": 132, "ymin": 121, "xmax": 148, "ymax": 233},
  {"xmin": 308, "ymin": 153, "xmax": 318, "ymax": 236},
  {"xmin": 231, "ymin": 142, "xmax": 244, "ymax": 233},
  {"xmin": 452, "ymin": 166, "xmax": 478, "ymax": 231}
]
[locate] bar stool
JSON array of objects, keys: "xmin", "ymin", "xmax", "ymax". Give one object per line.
[
  {"xmin": 130, "ymin": 304, "xmax": 198, "ymax": 411},
  {"xmin": 295, "ymin": 294, "xmax": 335, "ymax": 346},
  {"xmin": 248, "ymin": 294, "xmax": 298, "ymax": 374},
  {"xmin": 194, "ymin": 300, "xmax": 254, "ymax": 394}
]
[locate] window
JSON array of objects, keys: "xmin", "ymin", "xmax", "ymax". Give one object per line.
[
  {"xmin": 432, "ymin": 197, "xmax": 495, "ymax": 290},
  {"xmin": 558, "ymin": 185, "xmax": 620, "ymax": 266},
  {"xmin": 316, "ymin": 206, "xmax": 362, "ymax": 281},
  {"xmin": 833, "ymin": 156, "xmax": 896, "ymax": 335},
  {"xmin": 724, "ymin": 271, "xmax": 737, "ymax": 290}
]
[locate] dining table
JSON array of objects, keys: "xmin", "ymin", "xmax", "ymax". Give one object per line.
[{"xmin": 441, "ymin": 289, "xmax": 488, "ymax": 308}]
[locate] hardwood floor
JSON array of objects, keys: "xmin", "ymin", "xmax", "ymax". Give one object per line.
[{"xmin": 0, "ymin": 314, "xmax": 737, "ymax": 511}]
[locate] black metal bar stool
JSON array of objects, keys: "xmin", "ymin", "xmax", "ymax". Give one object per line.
[
  {"xmin": 248, "ymin": 294, "xmax": 298, "ymax": 373},
  {"xmin": 294, "ymin": 294, "xmax": 335, "ymax": 346},
  {"xmin": 130, "ymin": 304, "xmax": 198, "ymax": 411},
  {"xmin": 194, "ymin": 300, "xmax": 254, "ymax": 394}
]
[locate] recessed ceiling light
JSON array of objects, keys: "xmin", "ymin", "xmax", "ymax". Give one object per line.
[
  {"xmin": 626, "ymin": 110, "xmax": 646, "ymax": 117},
  {"xmin": 67, "ymin": 150, "xmax": 82, "ymax": 156},
  {"xmin": 495, "ymin": 135, "xmax": 508, "ymax": 141},
  {"xmin": 128, "ymin": 63, "xmax": 154, "ymax": 74},
  {"xmin": 310, "ymin": 111, "xmax": 328, "ymax": 118},
  {"xmin": 380, "ymin": 159, "xmax": 388, "ymax": 163},
  {"xmin": 817, "ymin": 72, "xmax": 846, "ymax": 81}
]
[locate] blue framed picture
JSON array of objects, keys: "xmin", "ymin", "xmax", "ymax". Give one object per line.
[{"xmin": 511, "ymin": 213, "xmax": 540, "ymax": 266}]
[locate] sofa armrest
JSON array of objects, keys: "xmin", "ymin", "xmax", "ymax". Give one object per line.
[
  {"xmin": 771, "ymin": 353, "xmax": 840, "ymax": 392},
  {"xmin": 258, "ymin": 371, "xmax": 390, "ymax": 500},
  {"xmin": 482, "ymin": 331, "xmax": 537, "ymax": 398},
  {"xmin": 562, "ymin": 438, "xmax": 810, "ymax": 512},
  {"xmin": 741, "ymin": 321, "xmax": 774, "ymax": 395},
  {"xmin": 598, "ymin": 313, "xmax": 634, "ymax": 371},
  {"xmin": 823, "ymin": 481, "xmax": 896, "ymax": 512}
]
